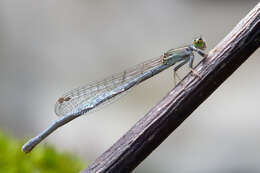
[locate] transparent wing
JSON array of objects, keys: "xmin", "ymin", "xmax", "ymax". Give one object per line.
[{"xmin": 55, "ymin": 56, "xmax": 163, "ymax": 116}]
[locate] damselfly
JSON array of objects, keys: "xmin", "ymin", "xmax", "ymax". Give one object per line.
[{"xmin": 22, "ymin": 37, "xmax": 207, "ymax": 153}]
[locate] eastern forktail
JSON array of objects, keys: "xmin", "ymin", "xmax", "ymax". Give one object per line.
[{"xmin": 22, "ymin": 37, "xmax": 207, "ymax": 153}]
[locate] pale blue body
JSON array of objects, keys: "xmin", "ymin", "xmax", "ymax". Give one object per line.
[{"xmin": 22, "ymin": 42, "xmax": 207, "ymax": 153}]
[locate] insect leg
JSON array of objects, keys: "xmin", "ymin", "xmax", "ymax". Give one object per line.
[
  {"xmin": 188, "ymin": 53, "xmax": 201, "ymax": 79},
  {"xmin": 190, "ymin": 46, "xmax": 208, "ymax": 58},
  {"xmin": 173, "ymin": 58, "xmax": 189, "ymax": 85}
]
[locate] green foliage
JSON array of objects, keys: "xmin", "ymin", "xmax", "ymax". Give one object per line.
[{"xmin": 0, "ymin": 131, "xmax": 86, "ymax": 173}]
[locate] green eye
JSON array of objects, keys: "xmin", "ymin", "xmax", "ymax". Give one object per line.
[{"xmin": 193, "ymin": 37, "xmax": 206, "ymax": 50}]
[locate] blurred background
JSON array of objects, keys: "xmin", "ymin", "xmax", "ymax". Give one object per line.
[{"xmin": 1, "ymin": 0, "xmax": 260, "ymax": 172}]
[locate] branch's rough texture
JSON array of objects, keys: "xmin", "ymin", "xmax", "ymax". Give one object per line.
[{"xmin": 82, "ymin": 3, "xmax": 260, "ymax": 173}]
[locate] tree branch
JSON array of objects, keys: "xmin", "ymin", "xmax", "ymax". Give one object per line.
[{"xmin": 81, "ymin": 3, "xmax": 260, "ymax": 173}]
